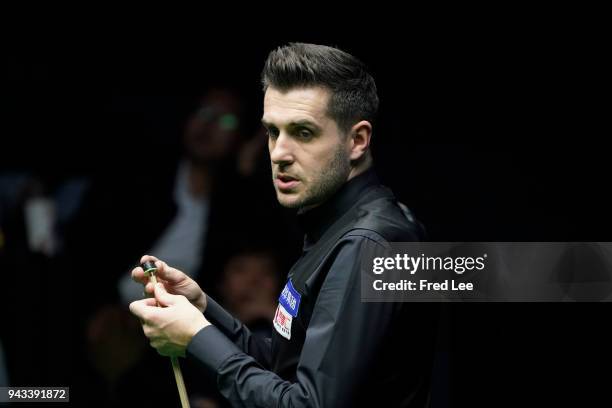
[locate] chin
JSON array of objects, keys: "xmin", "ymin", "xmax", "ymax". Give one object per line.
[{"xmin": 276, "ymin": 192, "xmax": 304, "ymax": 209}]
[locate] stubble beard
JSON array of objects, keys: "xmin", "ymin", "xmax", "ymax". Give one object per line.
[{"xmin": 275, "ymin": 145, "xmax": 351, "ymax": 210}]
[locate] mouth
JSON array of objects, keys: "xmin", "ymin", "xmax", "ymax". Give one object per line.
[{"xmin": 275, "ymin": 174, "xmax": 300, "ymax": 191}]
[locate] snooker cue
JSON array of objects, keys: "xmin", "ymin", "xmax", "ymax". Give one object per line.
[{"xmin": 142, "ymin": 262, "xmax": 190, "ymax": 408}]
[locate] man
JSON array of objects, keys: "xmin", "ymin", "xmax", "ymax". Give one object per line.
[{"xmin": 130, "ymin": 43, "xmax": 438, "ymax": 407}]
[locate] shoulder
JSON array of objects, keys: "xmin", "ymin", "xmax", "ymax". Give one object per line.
[{"xmin": 350, "ymin": 187, "xmax": 425, "ymax": 242}]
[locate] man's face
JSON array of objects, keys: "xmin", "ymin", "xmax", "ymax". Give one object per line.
[
  {"xmin": 263, "ymin": 86, "xmax": 351, "ymax": 209},
  {"xmin": 183, "ymin": 89, "xmax": 241, "ymax": 164}
]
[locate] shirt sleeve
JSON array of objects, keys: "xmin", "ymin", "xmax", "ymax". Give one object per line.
[
  {"xmin": 187, "ymin": 234, "xmax": 399, "ymax": 408},
  {"xmin": 204, "ymin": 296, "xmax": 273, "ymax": 369}
]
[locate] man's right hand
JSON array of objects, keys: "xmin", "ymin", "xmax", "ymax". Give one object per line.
[{"xmin": 132, "ymin": 255, "xmax": 207, "ymax": 313}]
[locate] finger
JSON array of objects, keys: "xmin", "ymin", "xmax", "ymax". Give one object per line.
[
  {"xmin": 131, "ymin": 266, "xmax": 148, "ymax": 285},
  {"xmin": 129, "ymin": 298, "xmax": 158, "ymax": 318},
  {"xmin": 144, "ymin": 278, "xmax": 168, "ymax": 296},
  {"xmin": 154, "ymin": 283, "xmax": 179, "ymax": 307},
  {"xmin": 139, "ymin": 297, "xmax": 159, "ymax": 308},
  {"xmin": 140, "ymin": 254, "xmax": 160, "ymax": 265},
  {"xmin": 154, "ymin": 260, "xmax": 185, "ymax": 284}
]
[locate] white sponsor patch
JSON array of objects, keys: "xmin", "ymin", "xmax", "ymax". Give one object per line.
[{"xmin": 273, "ymin": 303, "xmax": 293, "ymax": 340}]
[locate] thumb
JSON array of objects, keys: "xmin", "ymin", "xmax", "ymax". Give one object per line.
[{"xmin": 154, "ymin": 282, "xmax": 178, "ymax": 307}]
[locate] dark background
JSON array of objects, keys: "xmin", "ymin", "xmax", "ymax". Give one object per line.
[{"xmin": 2, "ymin": 21, "xmax": 610, "ymax": 407}]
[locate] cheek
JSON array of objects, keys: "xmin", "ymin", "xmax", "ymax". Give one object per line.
[
  {"xmin": 307, "ymin": 150, "xmax": 336, "ymax": 175},
  {"xmin": 297, "ymin": 148, "xmax": 325, "ymax": 175}
]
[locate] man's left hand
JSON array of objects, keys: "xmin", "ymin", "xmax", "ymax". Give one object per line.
[{"xmin": 129, "ymin": 283, "xmax": 210, "ymax": 357}]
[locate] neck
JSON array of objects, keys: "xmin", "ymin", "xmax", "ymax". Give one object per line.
[
  {"xmin": 348, "ymin": 154, "xmax": 373, "ymax": 181},
  {"xmin": 298, "ymin": 162, "xmax": 373, "ymax": 214}
]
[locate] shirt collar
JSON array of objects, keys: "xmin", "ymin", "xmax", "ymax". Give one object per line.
[{"xmin": 297, "ymin": 167, "xmax": 380, "ymax": 249}]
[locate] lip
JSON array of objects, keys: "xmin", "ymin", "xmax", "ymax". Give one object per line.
[{"xmin": 275, "ymin": 175, "xmax": 300, "ymax": 191}]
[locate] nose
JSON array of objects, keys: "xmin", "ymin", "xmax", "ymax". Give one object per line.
[{"xmin": 269, "ymin": 133, "xmax": 295, "ymax": 166}]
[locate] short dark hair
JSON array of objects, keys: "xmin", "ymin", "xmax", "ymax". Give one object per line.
[{"xmin": 261, "ymin": 43, "xmax": 379, "ymax": 133}]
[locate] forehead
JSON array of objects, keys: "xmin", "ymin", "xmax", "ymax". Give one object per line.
[{"xmin": 262, "ymin": 86, "xmax": 331, "ymax": 125}]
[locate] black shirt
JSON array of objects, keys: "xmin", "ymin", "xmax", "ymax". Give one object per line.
[{"xmin": 187, "ymin": 168, "xmax": 438, "ymax": 407}]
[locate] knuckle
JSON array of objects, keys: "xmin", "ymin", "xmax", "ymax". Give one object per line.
[{"xmin": 141, "ymin": 310, "xmax": 153, "ymax": 323}]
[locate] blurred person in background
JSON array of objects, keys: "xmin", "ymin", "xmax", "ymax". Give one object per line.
[
  {"xmin": 116, "ymin": 87, "xmax": 251, "ymax": 304},
  {"xmin": 0, "ymin": 171, "xmax": 89, "ymax": 388},
  {"xmin": 218, "ymin": 247, "xmax": 281, "ymax": 336}
]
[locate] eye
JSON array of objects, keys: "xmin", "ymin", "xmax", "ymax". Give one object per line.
[
  {"xmin": 297, "ymin": 128, "xmax": 313, "ymax": 139},
  {"xmin": 266, "ymin": 126, "xmax": 280, "ymax": 139}
]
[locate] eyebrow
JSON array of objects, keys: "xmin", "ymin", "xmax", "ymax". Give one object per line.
[{"xmin": 261, "ymin": 119, "xmax": 321, "ymax": 131}]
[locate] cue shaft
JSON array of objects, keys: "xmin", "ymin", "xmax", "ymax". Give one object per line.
[{"xmin": 147, "ymin": 271, "xmax": 191, "ymax": 408}]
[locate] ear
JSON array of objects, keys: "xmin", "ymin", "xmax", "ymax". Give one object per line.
[{"xmin": 348, "ymin": 120, "xmax": 372, "ymax": 161}]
